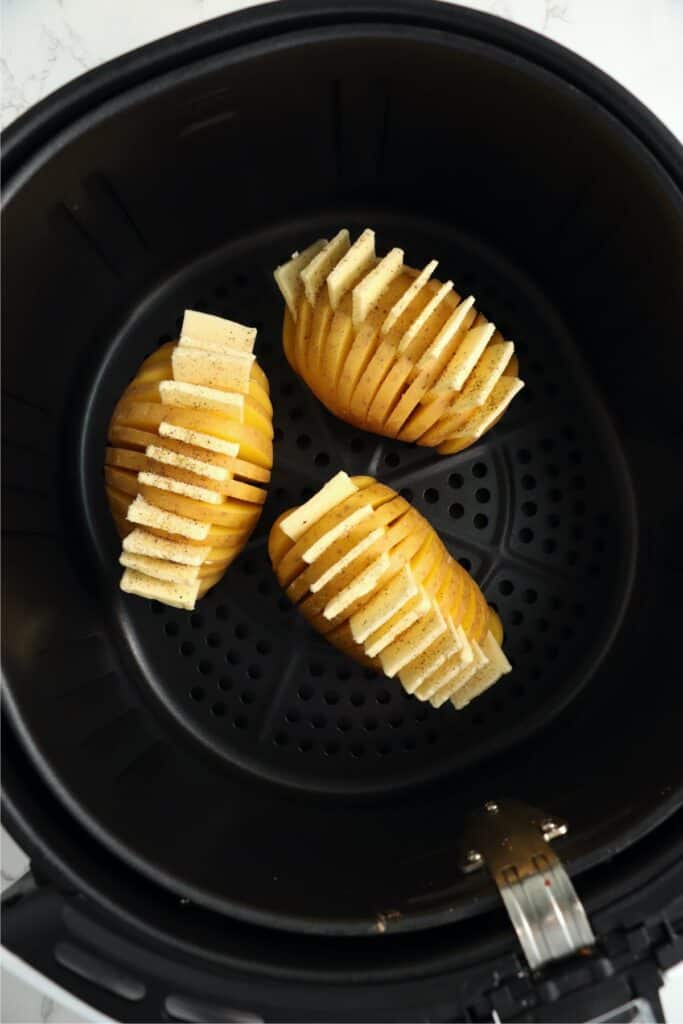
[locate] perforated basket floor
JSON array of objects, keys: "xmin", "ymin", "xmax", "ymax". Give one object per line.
[{"xmin": 82, "ymin": 213, "xmax": 634, "ymax": 795}]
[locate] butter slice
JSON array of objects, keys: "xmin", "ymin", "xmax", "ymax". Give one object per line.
[
  {"xmin": 301, "ymin": 505, "xmax": 374, "ymax": 564},
  {"xmin": 309, "ymin": 528, "xmax": 385, "ymax": 594},
  {"xmin": 120, "ymin": 551, "xmax": 200, "ymax": 582},
  {"xmin": 379, "ymin": 605, "xmax": 447, "ymax": 678},
  {"xmin": 349, "ymin": 565, "xmax": 417, "ymax": 644},
  {"xmin": 382, "ymin": 260, "xmax": 438, "ymax": 335},
  {"xmin": 300, "ymin": 229, "xmax": 350, "ymax": 306},
  {"xmin": 452, "ymin": 632, "xmax": 512, "ymax": 709},
  {"xmin": 137, "ymin": 471, "xmax": 222, "ymax": 505},
  {"xmin": 352, "ymin": 247, "xmax": 404, "ymax": 326},
  {"xmin": 434, "ymin": 322, "xmax": 496, "ymax": 392},
  {"xmin": 120, "ymin": 567, "xmax": 200, "ymax": 611},
  {"xmin": 160, "ymin": 380, "xmax": 244, "ymax": 419},
  {"xmin": 327, "ymin": 229, "xmax": 376, "ymax": 310},
  {"xmin": 274, "ymin": 239, "xmax": 327, "ymax": 318},
  {"xmin": 126, "ymin": 494, "xmax": 210, "ymax": 541},
  {"xmin": 181, "ymin": 310, "xmax": 256, "ymax": 354},
  {"xmin": 123, "ymin": 528, "xmax": 210, "ymax": 566},
  {"xmin": 172, "ymin": 346, "xmax": 254, "ymax": 392},
  {"xmin": 417, "ymin": 295, "xmax": 476, "ymax": 367},
  {"xmin": 398, "ymin": 280, "xmax": 454, "ymax": 353},
  {"xmin": 280, "ymin": 471, "xmax": 357, "ymax": 542},
  {"xmin": 145, "ymin": 444, "xmax": 229, "ymax": 482},
  {"xmin": 159, "ymin": 421, "xmax": 240, "ymax": 458},
  {"xmin": 323, "ymin": 552, "xmax": 390, "ymax": 620}
]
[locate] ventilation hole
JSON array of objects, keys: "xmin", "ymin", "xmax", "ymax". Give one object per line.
[
  {"xmin": 537, "ymin": 618, "xmax": 550, "ymax": 633},
  {"xmin": 164, "ymin": 621, "xmax": 179, "ymax": 637},
  {"xmin": 278, "ymin": 597, "xmax": 291, "ymax": 613},
  {"xmin": 514, "ymin": 683, "xmax": 526, "ymax": 698},
  {"xmin": 403, "ymin": 736, "xmax": 417, "ymax": 751},
  {"xmin": 364, "ymin": 668, "xmax": 379, "ymax": 681},
  {"xmin": 523, "ymin": 588, "xmax": 538, "ymax": 605},
  {"xmin": 517, "ymin": 448, "xmax": 531, "ymax": 464},
  {"xmin": 399, "ymin": 487, "xmax": 414, "ymax": 502},
  {"xmin": 542, "ymin": 538, "xmax": 556, "ymax": 554},
  {"xmin": 311, "ymin": 714, "xmax": 326, "ymax": 729},
  {"xmin": 448, "ymin": 472, "xmax": 464, "ymax": 489},
  {"xmin": 297, "ymin": 738, "xmax": 312, "ymax": 752},
  {"xmin": 300, "ymin": 486, "xmax": 314, "ymax": 501},
  {"xmin": 574, "ymin": 500, "xmax": 586, "ymax": 516},
  {"xmin": 190, "ymin": 613, "xmax": 204, "ymax": 629},
  {"xmin": 324, "ymin": 690, "xmax": 339, "ymax": 705},
  {"xmin": 424, "ymin": 487, "xmax": 439, "ymax": 504},
  {"xmin": 546, "ymin": 645, "xmax": 560, "ymax": 662},
  {"xmin": 190, "ymin": 686, "xmax": 205, "ymax": 701},
  {"xmin": 211, "ymin": 701, "xmax": 226, "ymax": 717},
  {"xmin": 563, "ymin": 425, "xmax": 576, "ymax": 441},
  {"xmin": 336, "ymin": 665, "xmax": 351, "ymax": 681},
  {"xmin": 234, "ymin": 271, "xmax": 248, "ymax": 287},
  {"xmin": 426, "ymin": 729, "xmax": 438, "ymax": 744},
  {"xmin": 547, "ymin": 513, "xmax": 560, "ymax": 528},
  {"xmin": 511, "ymin": 610, "xmax": 523, "ymax": 625},
  {"xmin": 233, "ymin": 714, "xmax": 248, "ymax": 729},
  {"xmin": 257, "ymin": 580, "xmax": 271, "ymax": 597},
  {"xmin": 377, "ymin": 741, "xmax": 391, "ymax": 757},
  {"xmin": 540, "ymin": 438, "xmax": 554, "ymax": 452},
  {"xmin": 350, "ymin": 691, "xmax": 366, "ymax": 707},
  {"xmin": 226, "ymin": 649, "xmax": 240, "ymax": 666},
  {"xmin": 597, "ymin": 513, "xmax": 609, "ymax": 528},
  {"xmin": 519, "ymin": 528, "xmax": 533, "ymax": 544},
  {"xmin": 350, "ymin": 437, "xmax": 365, "ymax": 453},
  {"xmin": 389, "ymin": 714, "xmax": 404, "ymax": 729},
  {"xmin": 274, "ymin": 486, "xmax": 288, "ymax": 502},
  {"xmin": 475, "ymin": 488, "xmax": 490, "ymax": 504},
  {"xmin": 206, "ymin": 632, "xmax": 221, "ymax": 648},
  {"xmin": 551, "ymin": 596, "xmax": 563, "ymax": 610},
  {"xmin": 289, "ymin": 406, "xmax": 303, "ymax": 421},
  {"xmin": 298, "ymin": 685, "xmax": 313, "ymax": 701},
  {"xmin": 285, "ymin": 709, "xmax": 300, "ymax": 724},
  {"xmin": 521, "ymin": 637, "xmax": 534, "ymax": 653},
  {"xmin": 572, "ymin": 475, "xmax": 586, "ymax": 490},
  {"xmin": 574, "ymin": 603, "xmax": 586, "ymax": 618},
  {"xmin": 594, "ymin": 538, "xmax": 605, "ymax": 553},
  {"xmin": 450, "ymin": 502, "xmax": 464, "ymax": 519},
  {"xmin": 566, "ymin": 550, "xmax": 578, "ymax": 566},
  {"xmin": 472, "ymin": 462, "xmax": 487, "ymax": 478},
  {"xmin": 151, "ymin": 601, "xmax": 164, "ymax": 616},
  {"xmin": 385, "ymin": 452, "xmax": 400, "ymax": 468},
  {"xmin": 588, "ymin": 562, "xmax": 600, "ymax": 577},
  {"xmin": 472, "ymin": 713, "xmax": 485, "ymax": 726},
  {"xmin": 363, "ymin": 717, "xmax": 378, "ymax": 732},
  {"xmin": 376, "ymin": 689, "xmax": 391, "ymax": 705},
  {"xmin": 549, "ymin": 488, "xmax": 563, "ymax": 503},
  {"xmin": 545, "ymin": 463, "xmax": 560, "ymax": 478},
  {"xmin": 273, "ymin": 731, "xmax": 288, "ymax": 747},
  {"xmin": 415, "ymin": 707, "xmax": 429, "ymax": 723},
  {"xmin": 256, "ymin": 639, "xmax": 271, "ymax": 655},
  {"xmin": 314, "ymin": 451, "xmax": 330, "ymax": 467},
  {"xmin": 324, "ymin": 741, "xmax": 339, "ymax": 756},
  {"xmin": 273, "ymin": 426, "xmax": 284, "ymax": 442},
  {"xmin": 531, "ymin": 666, "xmax": 543, "ymax": 681},
  {"xmin": 180, "ymin": 642, "xmax": 195, "ymax": 657},
  {"xmin": 499, "ymin": 579, "xmax": 514, "ymax": 596},
  {"xmin": 458, "ymin": 556, "xmax": 472, "ymax": 572},
  {"xmin": 247, "ymin": 664, "xmax": 261, "ymax": 680},
  {"xmin": 281, "ymin": 381, "xmax": 294, "ymax": 397},
  {"xmin": 309, "ymin": 662, "xmax": 324, "ymax": 677},
  {"xmin": 296, "ymin": 434, "xmax": 311, "ymax": 450},
  {"xmin": 218, "ymin": 676, "xmax": 233, "ymax": 692},
  {"xmin": 234, "ymin": 623, "xmax": 249, "ymax": 640},
  {"xmin": 522, "ymin": 474, "xmax": 536, "ymax": 490},
  {"xmin": 350, "ymin": 743, "xmax": 365, "ymax": 758},
  {"xmin": 198, "ymin": 660, "xmax": 212, "ymax": 676},
  {"xmin": 241, "ymin": 560, "xmax": 256, "ymax": 577},
  {"xmin": 522, "ymin": 501, "xmax": 537, "ymax": 517},
  {"xmin": 337, "ymin": 717, "xmax": 352, "ymax": 733},
  {"xmin": 473, "ymin": 513, "xmax": 488, "ymax": 530}
]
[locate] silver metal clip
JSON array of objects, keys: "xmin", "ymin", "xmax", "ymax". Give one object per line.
[{"xmin": 461, "ymin": 799, "xmax": 595, "ymax": 970}]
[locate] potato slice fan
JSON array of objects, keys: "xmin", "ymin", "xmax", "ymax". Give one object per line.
[{"xmin": 275, "ymin": 228, "xmax": 524, "ymax": 454}]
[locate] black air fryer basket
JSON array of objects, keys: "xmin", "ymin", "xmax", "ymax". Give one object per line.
[{"xmin": 3, "ymin": 2, "xmax": 683, "ymax": 1021}]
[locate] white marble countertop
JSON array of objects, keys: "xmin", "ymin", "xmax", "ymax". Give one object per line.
[{"xmin": 2, "ymin": 0, "xmax": 682, "ymax": 1020}]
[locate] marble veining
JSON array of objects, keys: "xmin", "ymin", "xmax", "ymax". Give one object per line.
[{"xmin": 2, "ymin": 0, "xmax": 682, "ymax": 1020}]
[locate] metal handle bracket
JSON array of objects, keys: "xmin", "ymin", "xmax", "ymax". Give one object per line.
[{"xmin": 461, "ymin": 799, "xmax": 595, "ymax": 970}]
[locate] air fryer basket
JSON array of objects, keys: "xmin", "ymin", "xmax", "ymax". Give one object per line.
[{"xmin": 3, "ymin": 0, "xmax": 683, "ymax": 962}]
